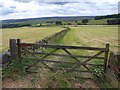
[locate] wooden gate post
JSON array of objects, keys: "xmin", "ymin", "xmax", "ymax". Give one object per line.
[
  {"xmin": 9, "ymin": 39, "xmax": 17, "ymax": 60},
  {"xmin": 17, "ymin": 39, "xmax": 21, "ymax": 62},
  {"xmin": 104, "ymin": 43, "xmax": 110, "ymax": 73}
]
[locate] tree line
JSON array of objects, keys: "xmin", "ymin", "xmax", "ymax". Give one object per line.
[
  {"xmin": 1, "ymin": 23, "xmax": 31, "ymax": 28},
  {"xmin": 107, "ymin": 19, "xmax": 120, "ymax": 25},
  {"xmin": 94, "ymin": 14, "xmax": 120, "ymax": 20}
]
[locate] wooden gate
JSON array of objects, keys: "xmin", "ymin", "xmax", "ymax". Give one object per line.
[{"xmin": 10, "ymin": 39, "xmax": 109, "ymax": 74}]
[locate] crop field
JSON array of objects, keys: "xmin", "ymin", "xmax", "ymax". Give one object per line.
[{"xmin": 1, "ymin": 26, "xmax": 63, "ymax": 52}]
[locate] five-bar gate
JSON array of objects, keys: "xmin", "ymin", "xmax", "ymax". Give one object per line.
[{"xmin": 10, "ymin": 39, "xmax": 109, "ymax": 74}]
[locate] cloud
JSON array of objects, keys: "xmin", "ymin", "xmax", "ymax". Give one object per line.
[
  {"xmin": 47, "ymin": 2, "xmax": 70, "ymax": 5},
  {"xmin": 119, "ymin": 2, "xmax": 120, "ymax": 13},
  {"xmin": 0, "ymin": 0, "xmax": 119, "ymax": 20},
  {"xmin": 2, "ymin": 7, "xmax": 15, "ymax": 15},
  {"xmin": 14, "ymin": 0, "xmax": 32, "ymax": 3},
  {"xmin": 0, "ymin": 3, "xmax": 4, "ymax": 8}
]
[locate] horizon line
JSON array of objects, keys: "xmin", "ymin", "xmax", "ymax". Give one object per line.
[{"xmin": 1, "ymin": 13, "xmax": 119, "ymax": 21}]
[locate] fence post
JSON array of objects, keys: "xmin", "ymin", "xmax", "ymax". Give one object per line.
[
  {"xmin": 17, "ymin": 39, "xmax": 21, "ymax": 63},
  {"xmin": 9, "ymin": 39, "xmax": 17, "ymax": 60},
  {"xmin": 104, "ymin": 43, "xmax": 110, "ymax": 73}
]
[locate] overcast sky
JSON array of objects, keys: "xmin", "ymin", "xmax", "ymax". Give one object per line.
[{"xmin": 0, "ymin": 0, "xmax": 120, "ymax": 20}]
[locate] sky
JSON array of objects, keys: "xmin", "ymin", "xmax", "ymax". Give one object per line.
[{"xmin": 0, "ymin": 0, "xmax": 120, "ymax": 20}]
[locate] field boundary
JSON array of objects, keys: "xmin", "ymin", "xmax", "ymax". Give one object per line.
[
  {"xmin": 2, "ymin": 27, "xmax": 70, "ymax": 65},
  {"xmin": 35, "ymin": 27, "xmax": 70, "ymax": 45}
]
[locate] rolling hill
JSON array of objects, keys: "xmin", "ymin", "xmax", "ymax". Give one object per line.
[{"xmin": 2, "ymin": 16, "xmax": 95, "ymax": 24}]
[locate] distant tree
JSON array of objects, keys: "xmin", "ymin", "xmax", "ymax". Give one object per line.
[
  {"xmin": 55, "ymin": 21, "xmax": 62, "ymax": 25},
  {"xmin": 94, "ymin": 14, "xmax": 120, "ymax": 20},
  {"xmin": 23, "ymin": 24, "xmax": 31, "ymax": 26},
  {"xmin": 63, "ymin": 23, "xmax": 66, "ymax": 25},
  {"xmin": 2, "ymin": 23, "xmax": 31, "ymax": 28},
  {"xmin": 46, "ymin": 21, "xmax": 54, "ymax": 23},
  {"xmin": 82, "ymin": 19, "xmax": 89, "ymax": 24},
  {"xmin": 77, "ymin": 23, "xmax": 81, "ymax": 25},
  {"xmin": 107, "ymin": 19, "xmax": 120, "ymax": 25},
  {"xmin": 94, "ymin": 16, "xmax": 104, "ymax": 20},
  {"xmin": 75, "ymin": 20, "xmax": 78, "ymax": 23},
  {"xmin": 67, "ymin": 22, "xmax": 72, "ymax": 25},
  {"xmin": 40, "ymin": 24, "xmax": 42, "ymax": 26},
  {"xmin": 107, "ymin": 20, "xmax": 110, "ymax": 24}
]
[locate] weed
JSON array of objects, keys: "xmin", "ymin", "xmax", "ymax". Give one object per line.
[
  {"xmin": 92, "ymin": 67, "xmax": 104, "ymax": 77},
  {"xmin": 59, "ymin": 79, "xmax": 69, "ymax": 88},
  {"xmin": 2, "ymin": 58, "xmax": 38, "ymax": 79}
]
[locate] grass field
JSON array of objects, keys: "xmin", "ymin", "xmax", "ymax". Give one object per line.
[
  {"xmin": 2, "ymin": 25, "xmax": 118, "ymax": 88},
  {"xmin": 57, "ymin": 25, "xmax": 118, "ymax": 52},
  {"xmin": 51, "ymin": 25, "xmax": 118, "ymax": 88},
  {"xmin": 88, "ymin": 19, "xmax": 108, "ymax": 25},
  {"xmin": 2, "ymin": 26, "xmax": 64, "ymax": 52},
  {"xmin": 2, "ymin": 25, "xmax": 118, "ymax": 52},
  {"xmin": 88, "ymin": 18, "xmax": 116, "ymax": 25}
]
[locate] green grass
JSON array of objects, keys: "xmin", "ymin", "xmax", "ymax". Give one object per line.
[
  {"xmin": 2, "ymin": 25, "xmax": 118, "ymax": 88},
  {"xmin": 88, "ymin": 19, "xmax": 108, "ymax": 25},
  {"xmin": 88, "ymin": 18, "xmax": 118, "ymax": 25},
  {"xmin": 51, "ymin": 25, "xmax": 118, "ymax": 88},
  {"xmin": 58, "ymin": 25, "xmax": 118, "ymax": 52},
  {"xmin": 2, "ymin": 26, "xmax": 64, "ymax": 52}
]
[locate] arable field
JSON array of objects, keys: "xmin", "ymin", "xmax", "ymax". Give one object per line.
[{"xmin": 2, "ymin": 26, "xmax": 64, "ymax": 52}]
